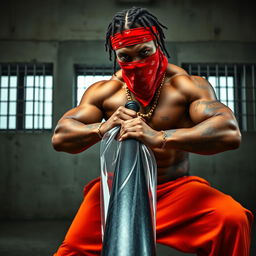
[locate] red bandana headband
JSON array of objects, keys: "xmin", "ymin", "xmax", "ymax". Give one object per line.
[{"xmin": 110, "ymin": 26, "xmax": 158, "ymax": 50}]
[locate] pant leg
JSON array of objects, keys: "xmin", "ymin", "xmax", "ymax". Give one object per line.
[
  {"xmin": 156, "ymin": 176, "xmax": 254, "ymax": 256},
  {"xmin": 54, "ymin": 176, "xmax": 254, "ymax": 256},
  {"xmin": 53, "ymin": 178, "xmax": 102, "ymax": 256}
]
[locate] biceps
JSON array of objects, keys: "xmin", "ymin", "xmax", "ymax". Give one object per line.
[
  {"xmin": 189, "ymin": 99, "xmax": 231, "ymax": 124},
  {"xmin": 61, "ymin": 104, "xmax": 103, "ymax": 124}
]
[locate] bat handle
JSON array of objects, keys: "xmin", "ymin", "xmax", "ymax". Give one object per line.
[{"xmin": 125, "ymin": 100, "xmax": 140, "ymax": 112}]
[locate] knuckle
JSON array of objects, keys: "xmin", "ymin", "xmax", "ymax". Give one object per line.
[{"xmin": 137, "ymin": 120, "xmax": 142, "ymax": 126}]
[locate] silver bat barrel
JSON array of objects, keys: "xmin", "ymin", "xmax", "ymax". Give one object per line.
[{"xmin": 101, "ymin": 101, "xmax": 156, "ymax": 256}]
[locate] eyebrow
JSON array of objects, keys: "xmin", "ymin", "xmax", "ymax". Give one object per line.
[
  {"xmin": 118, "ymin": 46, "xmax": 152, "ymax": 55},
  {"xmin": 139, "ymin": 46, "xmax": 151, "ymax": 51}
]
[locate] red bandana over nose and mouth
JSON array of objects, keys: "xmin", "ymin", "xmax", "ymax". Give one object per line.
[{"xmin": 110, "ymin": 26, "xmax": 168, "ymax": 107}]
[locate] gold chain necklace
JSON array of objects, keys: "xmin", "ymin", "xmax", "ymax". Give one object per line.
[{"xmin": 125, "ymin": 73, "xmax": 166, "ymax": 120}]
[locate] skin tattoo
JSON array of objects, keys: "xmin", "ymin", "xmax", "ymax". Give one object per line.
[
  {"xmin": 145, "ymin": 129, "xmax": 157, "ymax": 137},
  {"xmin": 201, "ymin": 126, "xmax": 218, "ymax": 136},
  {"xmin": 165, "ymin": 129, "xmax": 177, "ymax": 138},
  {"xmin": 195, "ymin": 100, "xmax": 225, "ymax": 115},
  {"xmin": 161, "ymin": 116, "xmax": 171, "ymax": 121}
]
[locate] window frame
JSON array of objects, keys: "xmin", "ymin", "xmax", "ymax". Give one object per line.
[
  {"xmin": 0, "ymin": 63, "xmax": 54, "ymax": 132},
  {"xmin": 74, "ymin": 65, "xmax": 113, "ymax": 107},
  {"xmin": 182, "ymin": 63, "xmax": 256, "ymax": 132}
]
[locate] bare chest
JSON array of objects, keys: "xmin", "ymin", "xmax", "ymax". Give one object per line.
[{"xmin": 102, "ymin": 85, "xmax": 194, "ymax": 130}]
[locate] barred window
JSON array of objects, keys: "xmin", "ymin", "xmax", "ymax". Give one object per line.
[
  {"xmin": 0, "ymin": 63, "xmax": 53, "ymax": 131},
  {"xmin": 182, "ymin": 63, "xmax": 256, "ymax": 132},
  {"xmin": 74, "ymin": 65, "xmax": 112, "ymax": 106}
]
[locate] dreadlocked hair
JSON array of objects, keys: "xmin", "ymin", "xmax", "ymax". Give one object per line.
[{"xmin": 105, "ymin": 7, "xmax": 170, "ymax": 74}]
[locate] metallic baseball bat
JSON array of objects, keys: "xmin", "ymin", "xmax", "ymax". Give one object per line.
[{"xmin": 102, "ymin": 101, "xmax": 156, "ymax": 256}]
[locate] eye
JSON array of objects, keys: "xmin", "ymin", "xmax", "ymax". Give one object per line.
[
  {"xmin": 140, "ymin": 48, "xmax": 151, "ymax": 57},
  {"xmin": 119, "ymin": 54, "xmax": 131, "ymax": 62}
]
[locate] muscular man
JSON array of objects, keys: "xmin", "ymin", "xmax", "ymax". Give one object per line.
[{"xmin": 52, "ymin": 7, "xmax": 253, "ymax": 256}]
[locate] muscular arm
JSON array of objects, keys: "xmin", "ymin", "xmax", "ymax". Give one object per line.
[
  {"xmin": 52, "ymin": 79, "xmax": 137, "ymax": 154},
  {"xmin": 163, "ymin": 75, "xmax": 241, "ymax": 155},
  {"xmin": 51, "ymin": 81, "xmax": 105, "ymax": 154}
]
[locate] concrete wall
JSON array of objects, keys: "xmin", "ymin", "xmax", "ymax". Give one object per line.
[
  {"xmin": 1, "ymin": 0, "xmax": 255, "ymax": 42},
  {"xmin": 0, "ymin": 0, "xmax": 255, "ymax": 223}
]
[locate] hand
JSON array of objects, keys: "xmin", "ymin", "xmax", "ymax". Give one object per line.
[
  {"xmin": 119, "ymin": 116, "xmax": 163, "ymax": 148},
  {"xmin": 100, "ymin": 106, "xmax": 137, "ymax": 136}
]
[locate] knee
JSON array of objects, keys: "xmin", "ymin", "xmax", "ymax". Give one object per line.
[
  {"xmin": 212, "ymin": 196, "xmax": 253, "ymax": 231},
  {"xmin": 221, "ymin": 209, "xmax": 250, "ymax": 230}
]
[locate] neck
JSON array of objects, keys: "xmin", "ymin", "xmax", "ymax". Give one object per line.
[{"xmin": 125, "ymin": 72, "xmax": 166, "ymax": 120}]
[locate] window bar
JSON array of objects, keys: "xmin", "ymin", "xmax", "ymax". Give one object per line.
[
  {"xmin": 73, "ymin": 66, "xmax": 75, "ymax": 107},
  {"xmin": 197, "ymin": 64, "xmax": 201, "ymax": 76},
  {"xmin": 92, "ymin": 67, "xmax": 96, "ymax": 101},
  {"xmin": 74, "ymin": 66, "xmax": 77, "ymax": 107},
  {"xmin": 188, "ymin": 64, "xmax": 192, "ymax": 75},
  {"xmin": 206, "ymin": 64, "xmax": 210, "ymax": 81},
  {"xmin": 242, "ymin": 65, "xmax": 247, "ymax": 131},
  {"xmin": 72, "ymin": 66, "xmax": 75, "ymax": 107},
  {"xmin": 234, "ymin": 64, "xmax": 242, "ymax": 129},
  {"xmin": 0, "ymin": 64, "xmax": 2, "ymax": 116},
  {"xmin": 72, "ymin": 66, "xmax": 76, "ymax": 107},
  {"xmin": 84, "ymin": 66, "xmax": 88, "ymax": 85},
  {"xmin": 39, "ymin": 65, "xmax": 42, "ymax": 129},
  {"xmin": 215, "ymin": 64, "xmax": 220, "ymax": 100},
  {"xmin": 32, "ymin": 64, "xmax": 36, "ymax": 129},
  {"xmin": 24, "ymin": 64, "xmax": 28, "ymax": 130},
  {"xmin": 206, "ymin": 64, "xmax": 212, "ymax": 95},
  {"xmin": 225, "ymin": 64, "xmax": 228, "ymax": 107},
  {"xmin": 83, "ymin": 66, "xmax": 87, "ymax": 102},
  {"xmin": 79, "ymin": 66, "xmax": 87, "ymax": 106},
  {"xmin": 252, "ymin": 64, "xmax": 256, "ymax": 130},
  {"xmin": 42, "ymin": 64, "xmax": 45, "ymax": 129},
  {"xmin": 16, "ymin": 64, "xmax": 24, "ymax": 130},
  {"xmin": 17, "ymin": 64, "xmax": 26, "ymax": 130},
  {"xmin": 37, "ymin": 70, "xmax": 40, "ymax": 129},
  {"xmin": 7, "ymin": 64, "xmax": 11, "ymax": 129},
  {"xmin": 16, "ymin": 64, "xmax": 19, "ymax": 130}
]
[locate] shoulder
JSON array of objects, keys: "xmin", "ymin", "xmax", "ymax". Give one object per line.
[
  {"xmin": 166, "ymin": 63, "xmax": 188, "ymax": 78},
  {"xmin": 167, "ymin": 71, "xmax": 217, "ymax": 102},
  {"xmin": 78, "ymin": 78, "xmax": 123, "ymax": 107}
]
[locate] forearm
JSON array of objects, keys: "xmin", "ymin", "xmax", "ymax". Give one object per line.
[
  {"xmin": 163, "ymin": 115, "xmax": 241, "ymax": 155},
  {"xmin": 52, "ymin": 118, "xmax": 102, "ymax": 154}
]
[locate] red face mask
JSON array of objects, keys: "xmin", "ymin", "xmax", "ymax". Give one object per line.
[
  {"xmin": 110, "ymin": 26, "xmax": 168, "ymax": 107},
  {"xmin": 117, "ymin": 47, "xmax": 168, "ymax": 107}
]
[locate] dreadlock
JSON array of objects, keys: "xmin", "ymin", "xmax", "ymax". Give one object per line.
[{"xmin": 105, "ymin": 7, "xmax": 170, "ymax": 74}]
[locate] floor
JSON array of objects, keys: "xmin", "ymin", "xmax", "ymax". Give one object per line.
[{"xmin": 0, "ymin": 220, "xmax": 255, "ymax": 256}]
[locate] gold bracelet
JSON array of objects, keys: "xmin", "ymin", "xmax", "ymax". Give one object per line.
[
  {"xmin": 97, "ymin": 122, "xmax": 104, "ymax": 139},
  {"xmin": 161, "ymin": 130, "xmax": 167, "ymax": 149}
]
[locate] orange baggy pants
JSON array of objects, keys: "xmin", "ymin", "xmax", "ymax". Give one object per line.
[{"xmin": 53, "ymin": 176, "xmax": 253, "ymax": 256}]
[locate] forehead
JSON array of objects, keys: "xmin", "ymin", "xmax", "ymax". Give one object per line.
[{"xmin": 115, "ymin": 40, "xmax": 155, "ymax": 53}]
